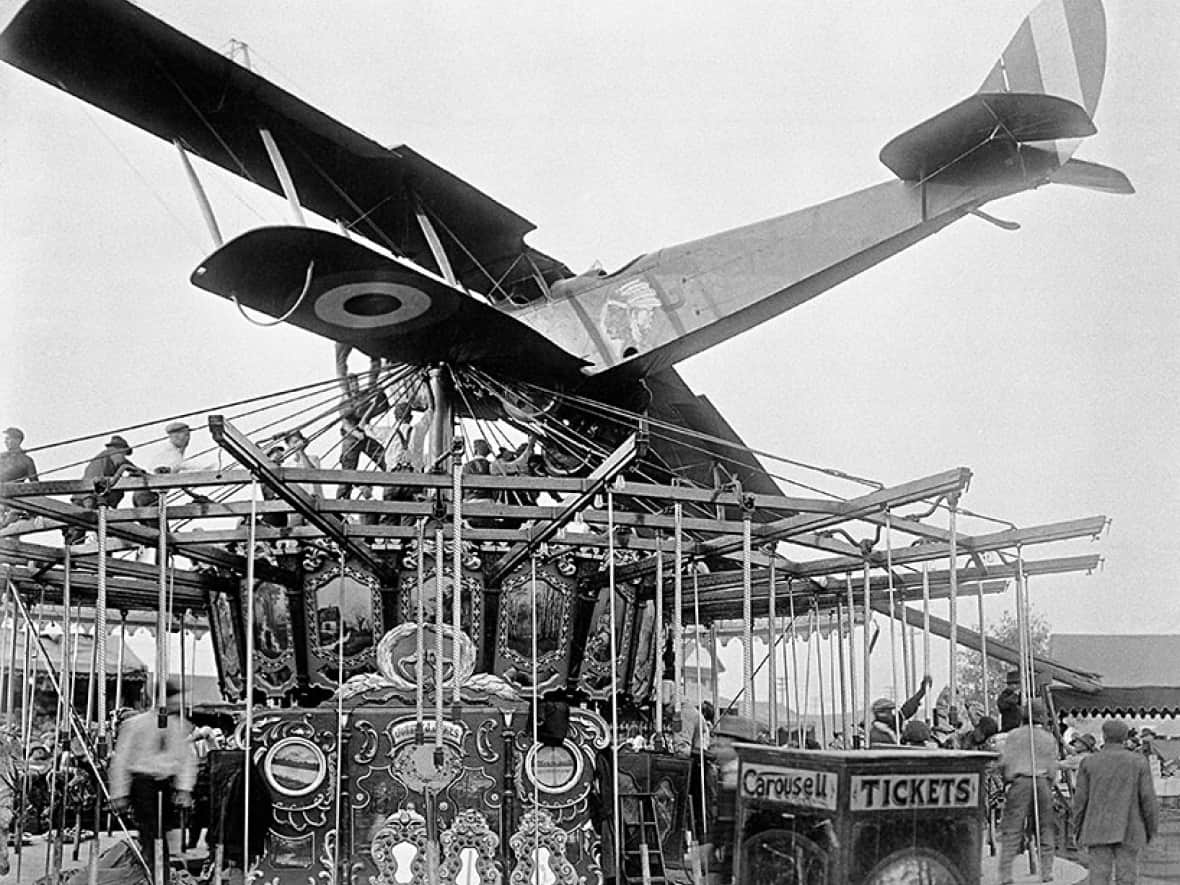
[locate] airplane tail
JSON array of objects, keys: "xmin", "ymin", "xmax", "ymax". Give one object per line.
[{"xmin": 879, "ymin": 0, "xmax": 1130, "ymax": 193}]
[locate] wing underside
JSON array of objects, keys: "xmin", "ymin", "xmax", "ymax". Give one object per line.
[{"xmin": 0, "ymin": 0, "xmax": 569, "ymax": 302}]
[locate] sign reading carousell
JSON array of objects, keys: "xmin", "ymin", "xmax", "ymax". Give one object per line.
[
  {"xmin": 850, "ymin": 773, "xmax": 979, "ymax": 811},
  {"xmin": 740, "ymin": 763, "xmax": 839, "ymax": 811}
]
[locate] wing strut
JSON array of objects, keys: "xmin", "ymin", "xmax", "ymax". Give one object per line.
[
  {"xmin": 259, "ymin": 128, "xmax": 306, "ymax": 226},
  {"xmin": 173, "ymin": 139, "xmax": 223, "ymax": 248},
  {"xmin": 410, "ymin": 188, "xmax": 458, "ymax": 285}
]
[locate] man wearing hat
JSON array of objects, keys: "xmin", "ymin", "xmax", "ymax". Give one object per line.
[
  {"xmin": 109, "ymin": 676, "xmax": 197, "ymax": 880},
  {"xmin": 997, "ymin": 669, "xmax": 1024, "ymax": 732},
  {"xmin": 1072, "ymin": 719, "xmax": 1158, "ymax": 884},
  {"xmin": 70, "ymin": 435, "xmax": 141, "ymax": 513},
  {"xmin": 867, "ymin": 674, "xmax": 932, "ymax": 746},
  {"xmin": 132, "ymin": 421, "xmax": 213, "ymax": 508},
  {"xmin": 997, "ymin": 699, "xmax": 1059, "ymax": 883},
  {"xmin": 0, "ymin": 427, "xmax": 38, "ymax": 529}
]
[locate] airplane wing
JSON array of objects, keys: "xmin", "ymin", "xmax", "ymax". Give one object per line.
[
  {"xmin": 641, "ymin": 368, "xmax": 784, "ymax": 501},
  {"xmin": 0, "ymin": 0, "xmax": 569, "ymax": 303},
  {"xmin": 192, "ymin": 227, "xmax": 588, "ymax": 382}
]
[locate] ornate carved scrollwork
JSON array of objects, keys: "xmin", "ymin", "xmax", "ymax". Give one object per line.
[
  {"xmin": 508, "ymin": 810, "xmax": 579, "ymax": 885},
  {"xmin": 369, "ymin": 808, "xmax": 429, "ymax": 885},
  {"xmin": 440, "ymin": 809, "xmax": 501, "ymax": 885}
]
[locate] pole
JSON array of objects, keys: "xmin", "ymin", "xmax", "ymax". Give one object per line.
[
  {"xmin": 607, "ymin": 492, "xmax": 622, "ymax": 883},
  {"xmin": 835, "ymin": 599, "xmax": 849, "ymax": 748},
  {"xmin": 451, "ymin": 439, "xmax": 463, "ymax": 706},
  {"xmin": 740, "ymin": 514, "xmax": 753, "ymax": 720},
  {"xmin": 922, "ymin": 561, "xmax": 933, "ymax": 722},
  {"xmin": 862, "ymin": 560, "xmax": 872, "ymax": 749},
  {"xmin": 977, "ymin": 582, "xmax": 990, "ymax": 718},
  {"xmin": 654, "ymin": 535, "xmax": 664, "ymax": 738},
  {"xmin": 885, "ymin": 511, "xmax": 899, "ymax": 700},
  {"xmin": 948, "ymin": 494, "xmax": 960, "ymax": 713},
  {"xmin": 767, "ymin": 555, "xmax": 778, "ymax": 738},
  {"xmin": 242, "ymin": 483, "xmax": 257, "ymax": 879},
  {"xmin": 673, "ymin": 502, "xmax": 684, "ymax": 713},
  {"xmin": 844, "ymin": 572, "xmax": 858, "ymax": 738}
]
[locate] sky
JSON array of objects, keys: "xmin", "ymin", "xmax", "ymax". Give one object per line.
[{"xmin": 2, "ymin": 1, "xmax": 1178, "ymax": 699}]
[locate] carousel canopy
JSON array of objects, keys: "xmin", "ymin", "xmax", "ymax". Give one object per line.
[
  {"xmin": 0, "ymin": 625, "xmax": 148, "ymax": 676},
  {"xmin": 1049, "ymin": 634, "xmax": 1180, "ymax": 718}
]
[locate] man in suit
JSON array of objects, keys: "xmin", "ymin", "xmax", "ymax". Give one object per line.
[{"xmin": 1072, "ymin": 719, "xmax": 1159, "ymax": 884}]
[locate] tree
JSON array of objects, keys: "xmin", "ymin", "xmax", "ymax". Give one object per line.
[{"xmin": 956, "ymin": 607, "xmax": 1052, "ymax": 712}]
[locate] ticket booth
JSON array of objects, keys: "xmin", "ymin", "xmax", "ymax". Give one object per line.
[{"xmin": 733, "ymin": 746, "xmax": 995, "ymax": 885}]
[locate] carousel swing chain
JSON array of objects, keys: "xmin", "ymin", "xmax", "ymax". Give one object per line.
[
  {"xmin": 861, "ymin": 557, "xmax": 872, "ymax": 750},
  {"xmin": 786, "ymin": 578, "xmax": 801, "ymax": 747},
  {"xmin": 947, "ymin": 492, "xmax": 960, "ymax": 715},
  {"xmin": 884, "ymin": 509, "xmax": 901, "ymax": 701},
  {"xmin": 529, "ymin": 554, "xmax": 541, "ymax": 879},
  {"xmin": 844, "ymin": 572, "xmax": 858, "ymax": 739},
  {"xmin": 673, "ymin": 500, "xmax": 684, "ymax": 714},
  {"xmin": 451, "ymin": 436, "xmax": 463, "ymax": 707},
  {"xmin": 654, "ymin": 533, "xmax": 664, "ymax": 738},
  {"xmin": 766, "ymin": 552, "xmax": 778, "ymax": 740},
  {"xmin": 741, "ymin": 509, "xmax": 754, "ymax": 720}
]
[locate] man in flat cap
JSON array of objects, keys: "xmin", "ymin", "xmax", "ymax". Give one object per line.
[
  {"xmin": 997, "ymin": 699, "xmax": 1059, "ymax": 883},
  {"xmin": 133, "ymin": 421, "xmax": 213, "ymax": 508},
  {"xmin": 867, "ymin": 675, "xmax": 931, "ymax": 746}
]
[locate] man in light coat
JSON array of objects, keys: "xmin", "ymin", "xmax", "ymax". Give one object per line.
[{"xmin": 1072, "ymin": 719, "xmax": 1159, "ymax": 884}]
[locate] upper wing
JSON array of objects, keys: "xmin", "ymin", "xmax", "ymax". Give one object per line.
[
  {"xmin": 0, "ymin": 0, "xmax": 569, "ymax": 302},
  {"xmin": 192, "ymin": 227, "xmax": 587, "ymax": 382}
]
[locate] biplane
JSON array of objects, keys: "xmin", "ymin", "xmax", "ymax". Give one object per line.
[{"xmin": 0, "ymin": 1, "xmax": 1127, "ymax": 883}]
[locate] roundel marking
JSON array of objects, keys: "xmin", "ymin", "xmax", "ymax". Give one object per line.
[{"xmin": 313, "ymin": 281, "xmax": 432, "ymax": 329}]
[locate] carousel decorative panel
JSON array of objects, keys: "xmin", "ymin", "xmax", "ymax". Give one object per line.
[
  {"xmin": 245, "ymin": 580, "xmax": 298, "ymax": 698},
  {"xmin": 206, "ymin": 587, "xmax": 244, "ymax": 701},
  {"xmin": 304, "ymin": 561, "xmax": 383, "ymax": 690},
  {"xmin": 493, "ymin": 559, "xmax": 576, "ymax": 695}
]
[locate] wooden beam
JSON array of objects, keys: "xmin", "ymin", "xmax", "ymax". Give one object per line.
[
  {"xmin": 5, "ymin": 563, "xmax": 206, "ymax": 611},
  {"xmin": 0, "ymin": 493, "xmax": 286, "ymax": 578},
  {"xmin": 612, "ymin": 468, "xmax": 972, "ymax": 583},
  {"xmin": 209, "ymin": 415, "xmax": 393, "ymax": 578},
  {"xmin": 882, "ymin": 602, "xmax": 1101, "ymax": 693},
  {"xmin": 790, "ymin": 516, "xmax": 1107, "ymax": 576},
  {"xmin": 488, "ymin": 432, "xmax": 645, "ymax": 583},
  {"xmin": 0, "ymin": 539, "xmax": 217, "ymax": 591}
]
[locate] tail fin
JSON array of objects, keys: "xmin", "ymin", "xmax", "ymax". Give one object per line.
[
  {"xmin": 880, "ymin": 0, "xmax": 1112, "ymax": 187},
  {"xmin": 978, "ymin": 0, "xmax": 1106, "ymax": 118}
]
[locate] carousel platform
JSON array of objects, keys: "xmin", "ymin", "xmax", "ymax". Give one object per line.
[{"xmin": 979, "ymin": 853, "xmax": 1086, "ymax": 884}]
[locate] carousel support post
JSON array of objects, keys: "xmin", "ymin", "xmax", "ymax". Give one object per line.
[
  {"xmin": 977, "ymin": 582, "xmax": 990, "ymax": 719},
  {"xmin": 334, "ymin": 548, "xmax": 347, "ymax": 884},
  {"xmin": 451, "ymin": 437, "xmax": 463, "ymax": 707},
  {"xmin": 708, "ymin": 624, "xmax": 720, "ymax": 717},
  {"xmin": 862, "ymin": 556, "xmax": 872, "ymax": 749},
  {"xmin": 767, "ymin": 555, "xmax": 778, "ymax": 738},
  {"xmin": 0, "ymin": 585, "xmax": 9, "ymax": 726},
  {"xmin": 691, "ymin": 570, "xmax": 708, "ymax": 885},
  {"xmin": 884, "ymin": 511, "xmax": 900, "ymax": 700},
  {"xmin": 836, "ymin": 599, "xmax": 849, "ymax": 748},
  {"xmin": 89, "ymin": 503, "xmax": 111, "ymax": 885},
  {"xmin": 844, "ymin": 573, "xmax": 858, "ymax": 743},
  {"xmin": 740, "ymin": 512, "xmax": 754, "ymax": 720},
  {"xmin": 673, "ymin": 502, "xmax": 684, "ymax": 714},
  {"xmin": 242, "ymin": 485, "xmax": 257, "ymax": 882},
  {"xmin": 786, "ymin": 580, "xmax": 801, "ymax": 744},
  {"xmin": 654, "ymin": 535, "xmax": 664, "ymax": 738},
  {"xmin": 607, "ymin": 492, "xmax": 623, "ymax": 884},
  {"xmin": 47, "ymin": 545, "xmax": 74, "ymax": 879},
  {"xmin": 815, "ymin": 609, "xmax": 827, "ymax": 748},
  {"xmin": 15, "ymin": 588, "xmax": 40, "ymax": 882},
  {"xmin": 922, "ymin": 561, "xmax": 933, "ymax": 722},
  {"xmin": 948, "ymin": 494, "xmax": 961, "ymax": 715},
  {"xmin": 4, "ymin": 584, "xmax": 16, "ymax": 730}
]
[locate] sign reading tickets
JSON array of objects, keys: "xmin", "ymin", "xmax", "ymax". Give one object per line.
[
  {"xmin": 850, "ymin": 773, "xmax": 979, "ymax": 811},
  {"xmin": 741, "ymin": 763, "xmax": 838, "ymax": 811}
]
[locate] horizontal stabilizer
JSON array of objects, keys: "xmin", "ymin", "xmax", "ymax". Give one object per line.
[
  {"xmin": 880, "ymin": 92, "xmax": 1095, "ymax": 182},
  {"xmin": 1050, "ymin": 157, "xmax": 1134, "ymax": 194}
]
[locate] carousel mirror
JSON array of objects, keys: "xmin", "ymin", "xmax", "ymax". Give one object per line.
[
  {"xmin": 389, "ymin": 842, "xmax": 417, "ymax": 884},
  {"xmin": 456, "ymin": 847, "xmax": 481, "ymax": 884},
  {"xmin": 578, "ymin": 582, "xmax": 634, "ymax": 699}
]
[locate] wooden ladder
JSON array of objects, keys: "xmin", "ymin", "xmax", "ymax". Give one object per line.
[{"xmin": 621, "ymin": 793, "xmax": 669, "ymax": 885}]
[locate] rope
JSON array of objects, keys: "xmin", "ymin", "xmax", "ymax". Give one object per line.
[
  {"xmin": 607, "ymin": 491, "xmax": 623, "ymax": 883},
  {"xmin": 815, "ymin": 608, "xmax": 827, "ymax": 747},
  {"xmin": 415, "ymin": 519, "xmax": 426, "ymax": 737},
  {"xmin": 787, "ymin": 579, "xmax": 801, "ymax": 744},
  {"xmin": 451, "ymin": 441, "xmax": 463, "ymax": 706},
  {"xmin": 691, "ymin": 569, "xmax": 709, "ymax": 850},
  {"xmin": 434, "ymin": 525, "xmax": 444, "ymax": 754},
  {"xmin": 242, "ymin": 482, "xmax": 257, "ymax": 876},
  {"xmin": 333, "ymin": 546, "xmax": 346, "ymax": 883},
  {"xmin": 530, "ymin": 555, "xmax": 540, "ymax": 873},
  {"xmin": 835, "ymin": 599, "xmax": 849, "ymax": 748}
]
